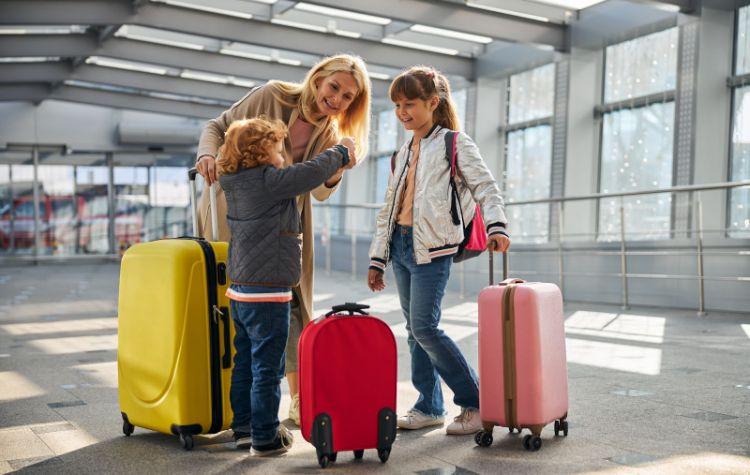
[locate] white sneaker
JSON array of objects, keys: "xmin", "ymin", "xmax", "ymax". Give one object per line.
[
  {"xmin": 288, "ymin": 393, "xmax": 300, "ymax": 427},
  {"xmin": 397, "ymin": 409, "xmax": 445, "ymax": 430},
  {"xmin": 445, "ymin": 408, "xmax": 482, "ymax": 435}
]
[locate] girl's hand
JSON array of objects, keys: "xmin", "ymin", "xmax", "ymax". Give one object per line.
[
  {"xmin": 487, "ymin": 234, "xmax": 511, "ymax": 253},
  {"xmin": 196, "ymin": 154, "xmax": 217, "ymax": 186},
  {"xmin": 367, "ymin": 269, "xmax": 385, "ymax": 292}
]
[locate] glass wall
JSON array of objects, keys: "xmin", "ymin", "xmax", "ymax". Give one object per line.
[
  {"xmin": 0, "ymin": 156, "xmax": 192, "ymax": 256},
  {"xmin": 504, "ymin": 63, "xmax": 555, "ymax": 243},
  {"xmin": 598, "ymin": 28, "xmax": 678, "ymax": 241},
  {"xmin": 730, "ymin": 7, "xmax": 750, "ymax": 238}
]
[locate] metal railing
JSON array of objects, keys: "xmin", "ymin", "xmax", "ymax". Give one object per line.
[{"xmin": 314, "ymin": 180, "xmax": 750, "ymax": 316}]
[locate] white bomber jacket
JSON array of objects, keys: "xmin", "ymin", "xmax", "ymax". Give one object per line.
[{"xmin": 369, "ymin": 125, "xmax": 509, "ymax": 272}]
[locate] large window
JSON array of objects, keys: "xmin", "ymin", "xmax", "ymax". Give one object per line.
[
  {"xmin": 730, "ymin": 7, "xmax": 750, "ymax": 238},
  {"xmin": 504, "ymin": 63, "xmax": 555, "ymax": 243},
  {"xmin": 598, "ymin": 28, "xmax": 678, "ymax": 241}
]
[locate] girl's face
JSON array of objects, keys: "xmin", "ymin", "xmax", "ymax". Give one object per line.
[
  {"xmin": 393, "ymin": 94, "xmax": 438, "ymax": 132},
  {"xmin": 314, "ymin": 72, "xmax": 359, "ymax": 118},
  {"xmin": 265, "ymin": 141, "xmax": 285, "ymax": 169}
]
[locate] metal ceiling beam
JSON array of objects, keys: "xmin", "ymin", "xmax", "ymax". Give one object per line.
[
  {"xmin": 0, "ymin": 0, "xmax": 475, "ymax": 77},
  {"xmin": 49, "ymin": 84, "xmax": 227, "ymax": 118},
  {"xmin": 0, "ymin": 35, "xmax": 390, "ymax": 97},
  {"xmin": 301, "ymin": 0, "xmax": 568, "ymax": 50},
  {"xmin": 0, "ymin": 62, "xmax": 71, "ymax": 83},
  {"xmin": 0, "ymin": 84, "xmax": 49, "ymax": 102}
]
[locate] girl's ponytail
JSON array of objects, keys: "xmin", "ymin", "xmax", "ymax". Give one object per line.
[{"xmin": 389, "ymin": 66, "xmax": 461, "ymax": 131}]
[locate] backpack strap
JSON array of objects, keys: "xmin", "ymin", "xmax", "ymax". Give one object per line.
[{"xmin": 444, "ymin": 131, "xmax": 462, "ymax": 226}]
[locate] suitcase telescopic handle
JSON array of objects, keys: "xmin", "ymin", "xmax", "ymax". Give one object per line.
[
  {"xmin": 325, "ymin": 302, "xmax": 371, "ymax": 316},
  {"xmin": 489, "ymin": 251, "xmax": 509, "ymax": 286},
  {"xmin": 188, "ymin": 167, "xmax": 218, "ymax": 241}
]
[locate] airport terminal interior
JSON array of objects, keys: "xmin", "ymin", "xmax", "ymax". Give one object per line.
[{"xmin": 0, "ymin": 0, "xmax": 749, "ymax": 473}]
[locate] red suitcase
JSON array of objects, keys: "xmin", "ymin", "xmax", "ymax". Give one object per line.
[
  {"xmin": 298, "ymin": 303, "xmax": 397, "ymax": 468},
  {"xmin": 475, "ymin": 253, "xmax": 569, "ymax": 452}
]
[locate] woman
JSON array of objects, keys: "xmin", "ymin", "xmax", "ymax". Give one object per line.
[{"xmin": 195, "ymin": 54, "xmax": 371, "ymax": 430}]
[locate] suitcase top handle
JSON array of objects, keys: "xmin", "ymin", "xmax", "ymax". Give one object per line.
[{"xmin": 325, "ymin": 302, "xmax": 370, "ymax": 316}]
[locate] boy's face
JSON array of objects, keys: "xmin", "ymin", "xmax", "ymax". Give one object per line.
[{"xmin": 267, "ymin": 141, "xmax": 285, "ymax": 169}]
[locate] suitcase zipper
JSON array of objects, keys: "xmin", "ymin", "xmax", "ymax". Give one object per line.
[{"xmin": 195, "ymin": 239, "xmax": 224, "ymax": 434}]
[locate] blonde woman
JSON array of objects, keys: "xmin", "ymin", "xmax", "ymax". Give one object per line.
[{"xmin": 195, "ymin": 54, "xmax": 371, "ymax": 438}]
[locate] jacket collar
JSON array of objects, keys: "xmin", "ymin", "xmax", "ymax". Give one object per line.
[{"xmin": 408, "ymin": 123, "xmax": 442, "ymax": 149}]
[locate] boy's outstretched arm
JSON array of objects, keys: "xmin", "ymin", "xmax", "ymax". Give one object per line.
[{"xmin": 263, "ymin": 145, "xmax": 350, "ymax": 199}]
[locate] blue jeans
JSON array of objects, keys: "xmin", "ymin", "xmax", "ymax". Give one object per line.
[
  {"xmin": 390, "ymin": 225, "xmax": 480, "ymax": 416},
  {"xmin": 229, "ymin": 285, "xmax": 290, "ymax": 445}
]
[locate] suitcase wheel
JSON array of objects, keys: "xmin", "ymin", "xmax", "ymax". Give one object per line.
[
  {"xmin": 523, "ymin": 434, "xmax": 542, "ymax": 451},
  {"xmin": 329, "ymin": 452, "xmax": 337, "ymax": 462},
  {"xmin": 318, "ymin": 454, "xmax": 331, "ymax": 468},
  {"xmin": 353, "ymin": 450, "xmax": 364, "ymax": 460},
  {"xmin": 122, "ymin": 420, "xmax": 134, "ymax": 437},
  {"xmin": 474, "ymin": 430, "xmax": 493, "ymax": 447},
  {"xmin": 378, "ymin": 448, "xmax": 390, "ymax": 463},
  {"xmin": 554, "ymin": 420, "xmax": 569, "ymax": 437},
  {"xmin": 179, "ymin": 433, "xmax": 194, "ymax": 451}
]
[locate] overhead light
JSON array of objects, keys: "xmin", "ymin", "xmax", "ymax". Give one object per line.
[
  {"xmin": 0, "ymin": 57, "xmax": 60, "ymax": 63},
  {"xmin": 271, "ymin": 18, "xmax": 327, "ymax": 33},
  {"xmin": 230, "ymin": 77, "xmax": 256, "ymax": 88},
  {"xmin": 382, "ymin": 38, "xmax": 459, "ymax": 56},
  {"xmin": 369, "ymin": 72, "xmax": 391, "ymax": 81},
  {"xmin": 335, "ymin": 29, "xmax": 362, "ymax": 39},
  {"xmin": 653, "ymin": 3, "xmax": 681, "ymax": 12},
  {"xmin": 0, "ymin": 25, "xmax": 88, "ymax": 35},
  {"xmin": 294, "ymin": 2, "xmax": 391, "ymax": 25},
  {"xmin": 115, "ymin": 27, "xmax": 205, "ymax": 50},
  {"xmin": 278, "ymin": 58, "xmax": 302, "ymax": 66},
  {"xmin": 528, "ymin": 0, "xmax": 605, "ymax": 9},
  {"xmin": 86, "ymin": 56, "xmax": 168, "ymax": 75},
  {"xmin": 180, "ymin": 70, "xmax": 229, "ymax": 84},
  {"xmin": 152, "ymin": 0, "xmax": 253, "ymax": 19},
  {"xmin": 219, "ymin": 48, "xmax": 272, "ymax": 62},
  {"xmin": 410, "ymin": 24, "xmax": 493, "ymax": 44},
  {"xmin": 466, "ymin": 2, "xmax": 551, "ymax": 22}
]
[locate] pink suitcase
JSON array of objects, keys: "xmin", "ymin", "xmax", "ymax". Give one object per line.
[{"xmin": 475, "ymin": 252, "xmax": 568, "ymax": 451}]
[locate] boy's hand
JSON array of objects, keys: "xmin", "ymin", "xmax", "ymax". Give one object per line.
[
  {"xmin": 339, "ymin": 137, "xmax": 357, "ymax": 169},
  {"xmin": 367, "ymin": 269, "xmax": 385, "ymax": 292},
  {"xmin": 487, "ymin": 234, "xmax": 511, "ymax": 253}
]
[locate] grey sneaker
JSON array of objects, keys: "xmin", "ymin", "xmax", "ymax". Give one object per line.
[
  {"xmin": 233, "ymin": 430, "xmax": 252, "ymax": 449},
  {"xmin": 445, "ymin": 407, "xmax": 482, "ymax": 435},
  {"xmin": 397, "ymin": 409, "xmax": 445, "ymax": 430},
  {"xmin": 288, "ymin": 393, "xmax": 300, "ymax": 427},
  {"xmin": 251, "ymin": 425, "xmax": 293, "ymax": 457}
]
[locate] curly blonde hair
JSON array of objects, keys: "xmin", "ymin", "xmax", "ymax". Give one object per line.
[{"xmin": 216, "ymin": 117, "xmax": 288, "ymax": 174}]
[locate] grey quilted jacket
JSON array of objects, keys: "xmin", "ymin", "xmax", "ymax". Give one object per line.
[{"xmin": 219, "ymin": 145, "xmax": 349, "ymax": 287}]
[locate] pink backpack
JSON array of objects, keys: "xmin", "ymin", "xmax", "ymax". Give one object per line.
[{"xmin": 390, "ymin": 131, "xmax": 486, "ymax": 262}]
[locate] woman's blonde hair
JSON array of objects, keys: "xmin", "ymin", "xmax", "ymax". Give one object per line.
[
  {"xmin": 389, "ymin": 66, "xmax": 460, "ymax": 132},
  {"xmin": 269, "ymin": 54, "xmax": 371, "ymax": 158},
  {"xmin": 216, "ymin": 117, "xmax": 287, "ymax": 175}
]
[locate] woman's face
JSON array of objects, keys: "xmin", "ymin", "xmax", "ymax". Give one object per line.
[{"xmin": 314, "ymin": 72, "xmax": 359, "ymax": 118}]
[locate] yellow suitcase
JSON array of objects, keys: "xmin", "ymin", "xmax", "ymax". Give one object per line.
[{"xmin": 118, "ymin": 170, "xmax": 233, "ymax": 450}]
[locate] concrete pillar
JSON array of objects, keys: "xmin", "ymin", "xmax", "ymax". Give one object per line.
[{"xmin": 474, "ymin": 77, "xmax": 507, "ymax": 182}]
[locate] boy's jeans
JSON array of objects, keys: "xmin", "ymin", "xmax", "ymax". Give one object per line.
[
  {"xmin": 390, "ymin": 225, "xmax": 480, "ymax": 417},
  {"xmin": 229, "ymin": 285, "xmax": 290, "ymax": 446}
]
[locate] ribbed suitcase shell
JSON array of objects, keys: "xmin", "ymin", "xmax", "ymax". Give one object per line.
[
  {"xmin": 118, "ymin": 238, "xmax": 234, "ymax": 440},
  {"xmin": 478, "ymin": 282, "xmax": 568, "ymax": 431},
  {"xmin": 298, "ymin": 314, "xmax": 396, "ymax": 453}
]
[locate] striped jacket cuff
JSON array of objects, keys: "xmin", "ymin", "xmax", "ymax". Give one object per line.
[
  {"xmin": 486, "ymin": 222, "xmax": 509, "ymax": 238},
  {"xmin": 369, "ymin": 257, "xmax": 386, "ymax": 273}
]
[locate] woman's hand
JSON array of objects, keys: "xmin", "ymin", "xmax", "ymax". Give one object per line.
[
  {"xmin": 367, "ymin": 269, "xmax": 385, "ymax": 292},
  {"xmin": 196, "ymin": 154, "xmax": 217, "ymax": 186},
  {"xmin": 487, "ymin": 234, "xmax": 511, "ymax": 253}
]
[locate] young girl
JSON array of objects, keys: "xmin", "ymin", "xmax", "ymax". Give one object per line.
[
  {"xmin": 367, "ymin": 66, "xmax": 511, "ymax": 435},
  {"xmin": 217, "ymin": 117, "xmax": 353, "ymax": 454}
]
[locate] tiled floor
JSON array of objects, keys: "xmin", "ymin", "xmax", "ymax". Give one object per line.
[{"xmin": 0, "ymin": 263, "xmax": 749, "ymax": 474}]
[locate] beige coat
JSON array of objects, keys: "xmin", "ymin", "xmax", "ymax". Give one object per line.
[{"xmin": 196, "ymin": 84, "xmax": 340, "ymax": 327}]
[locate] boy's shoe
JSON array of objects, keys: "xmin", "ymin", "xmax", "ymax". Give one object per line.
[
  {"xmin": 251, "ymin": 425, "xmax": 293, "ymax": 457},
  {"xmin": 445, "ymin": 408, "xmax": 482, "ymax": 435},
  {"xmin": 233, "ymin": 431, "xmax": 252, "ymax": 449},
  {"xmin": 397, "ymin": 409, "xmax": 445, "ymax": 430},
  {"xmin": 288, "ymin": 393, "xmax": 300, "ymax": 426}
]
